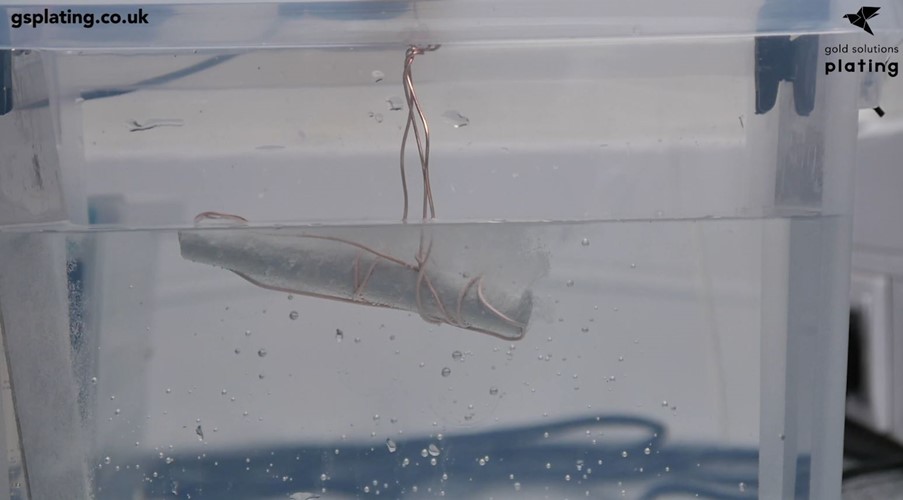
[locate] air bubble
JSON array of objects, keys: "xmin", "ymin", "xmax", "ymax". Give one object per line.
[
  {"xmin": 257, "ymin": 349, "xmax": 267, "ymax": 358},
  {"xmin": 581, "ymin": 238, "xmax": 590, "ymax": 246},
  {"xmin": 441, "ymin": 367, "xmax": 451, "ymax": 377},
  {"xmin": 289, "ymin": 311, "xmax": 299, "ymax": 320},
  {"xmin": 442, "ymin": 110, "xmax": 470, "ymax": 128},
  {"xmin": 386, "ymin": 96, "xmax": 404, "ymax": 111}
]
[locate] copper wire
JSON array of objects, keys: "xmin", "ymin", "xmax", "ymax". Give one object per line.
[
  {"xmin": 400, "ymin": 44, "xmax": 440, "ymax": 222},
  {"xmin": 188, "ymin": 45, "xmax": 528, "ymax": 341}
]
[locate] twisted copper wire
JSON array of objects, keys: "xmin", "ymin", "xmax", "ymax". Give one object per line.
[
  {"xmin": 189, "ymin": 45, "xmax": 528, "ymax": 340},
  {"xmin": 400, "ymin": 44, "xmax": 440, "ymax": 222}
]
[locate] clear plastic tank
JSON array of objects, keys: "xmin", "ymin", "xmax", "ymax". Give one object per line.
[{"xmin": 0, "ymin": 1, "xmax": 899, "ymax": 499}]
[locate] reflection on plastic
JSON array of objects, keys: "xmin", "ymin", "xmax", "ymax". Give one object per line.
[{"xmin": 96, "ymin": 414, "xmax": 814, "ymax": 499}]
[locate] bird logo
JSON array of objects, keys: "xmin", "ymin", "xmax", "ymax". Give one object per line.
[{"xmin": 843, "ymin": 6, "xmax": 880, "ymax": 35}]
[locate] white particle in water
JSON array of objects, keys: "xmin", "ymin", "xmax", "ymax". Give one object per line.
[
  {"xmin": 430, "ymin": 457, "xmax": 438, "ymax": 466},
  {"xmin": 373, "ymin": 414, "xmax": 380, "ymax": 421},
  {"xmin": 386, "ymin": 439, "xmax": 397, "ymax": 453},
  {"xmin": 545, "ymin": 462, "xmax": 552, "ymax": 469},
  {"xmin": 371, "ymin": 70, "xmax": 384, "ymax": 82},
  {"xmin": 441, "ymin": 367, "xmax": 451, "ymax": 377},
  {"xmin": 320, "ymin": 473, "xmax": 327, "ymax": 481},
  {"xmin": 621, "ymin": 451, "xmax": 628, "ymax": 458},
  {"xmin": 478, "ymin": 457, "xmax": 486, "ymax": 466},
  {"xmin": 739, "ymin": 482, "xmax": 746, "ymax": 492},
  {"xmin": 114, "ymin": 408, "xmax": 120, "ymax": 415},
  {"xmin": 104, "ymin": 456, "xmax": 111, "ymax": 464},
  {"xmin": 421, "ymin": 448, "xmax": 429, "ymax": 457},
  {"xmin": 566, "ymin": 280, "xmax": 574, "ymax": 287},
  {"xmin": 514, "ymin": 482, "xmax": 521, "ymax": 491},
  {"xmin": 581, "ymin": 238, "xmax": 590, "ymax": 246},
  {"xmin": 289, "ymin": 311, "xmax": 299, "ymax": 320},
  {"xmin": 354, "ymin": 337, "xmax": 361, "ymax": 344},
  {"xmin": 244, "ymin": 330, "xmax": 252, "ymax": 336},
  {"xmin": 565, "ymin": 474, "xmax": 571, "ymax": 481},
  {"xmin": 428, "ymin": 444, "xmax": 440, "ymax": 456},
  {"xmin": 257, "ymin": 349, "xmax": 267, "ymax": 357},
  {"xmin": 644, "ymin": 447, "xmax": 651, "ymax": 455},
  {"xmin": 165, "ymin": 457, "xmax": 174, "ymax": 464},
  {"xmin": 91, "ymin": 377, "xmax": 97, "ymax": 384},
  {"xmin": 402, "ymin": 457, "xmax": 410, "ymax": 467},
  {"xmin": 221, "ymin": 389, "xmax": 228, "ymax": 395},
  {"xmin": 630, "ymin": 263, "xmax": 637, "ymax": 269},
  {"xmin": 335, "ymin": 329, "xmax": 344, "ymax": 342}
]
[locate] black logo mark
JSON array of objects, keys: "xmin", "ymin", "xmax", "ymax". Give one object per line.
[{"xmin": 843, "ymin": 6, "xmax": 880, "ymax": 35}]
